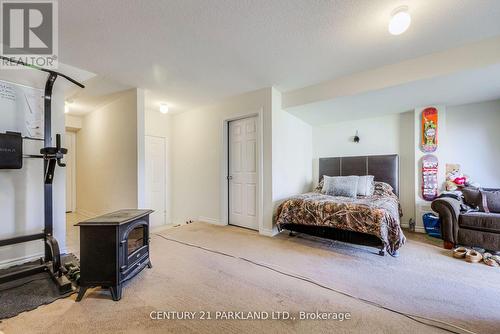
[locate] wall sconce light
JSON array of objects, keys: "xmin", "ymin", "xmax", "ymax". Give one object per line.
[{"xmin": 354, "ymin": 130, "xmax": 360, "ymax": 143}]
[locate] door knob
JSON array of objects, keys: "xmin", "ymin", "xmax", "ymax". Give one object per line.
[{"xmin": 227, "ymin": 175, "xmax": 233, "ymax": 180}]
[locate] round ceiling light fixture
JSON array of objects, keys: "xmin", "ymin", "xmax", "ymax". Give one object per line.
[
  {"xmin": 159, "ymin": 103, "xmax": 169, "ymax": 114},
  {"xmin": 388, "ymin": 6, "xmax": 411, "ymax": 35}
]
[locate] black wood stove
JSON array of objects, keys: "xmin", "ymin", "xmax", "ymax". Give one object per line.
[{"xmin": 75, "ymin": 209, "xmax": 153, "ymax": 301}]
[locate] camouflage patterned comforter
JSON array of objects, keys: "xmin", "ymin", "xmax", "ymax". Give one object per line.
[{"xmin": 275, "ymin": 184, "xmax": 405, "ymax": 255}]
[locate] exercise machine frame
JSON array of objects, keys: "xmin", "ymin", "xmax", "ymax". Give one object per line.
[{"xmin": 0, "ymin": 56, "xmax": 84, "ymax": 293}]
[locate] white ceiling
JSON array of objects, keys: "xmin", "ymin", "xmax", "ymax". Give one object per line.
[
  {"xmin": 59, "ymin": 0, "xmax": 500, "ymax": 114},
  {"xmin": 64, "ymin": 76, "xmax": 132, "ymax": 115},
  {"xmin": 288, "ymin": 64, "xmax": 500, "ymax": 125}
]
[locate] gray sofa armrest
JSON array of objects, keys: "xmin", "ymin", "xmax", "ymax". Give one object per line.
[{"xmin": 431, "ymin": 198, "xmax": 461, "ymax": 244}]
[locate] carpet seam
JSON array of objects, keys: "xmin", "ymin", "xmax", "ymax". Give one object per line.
[{"xmin": 153, "ymin": 233, "xmax": 478, "ymax": 334}]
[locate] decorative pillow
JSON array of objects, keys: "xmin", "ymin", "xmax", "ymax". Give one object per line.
[
  {"xmin": 479, "ymin": 189, "xmax": 500, "ymax": 213},
  {"xmin": 462, "ymin": 187, "xmax": 481, "ymax": 208},
  {"xmin": 357, "ymin": 175, "xmax": 375, "ymax": 196},
  {"xmin": 373, "ymin": 181, "xmax": 395, "ymax": 197},
  {"xmin": 314, "ymin": 179, "xmax": 324, "ymax": 193},
  {"xmin": 322, "ymin": 175, "xmax": 359, "ymax": 198}
]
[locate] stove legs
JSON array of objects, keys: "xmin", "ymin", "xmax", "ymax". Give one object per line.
[
  {"xmin": 75, "ymin": 261, "xmax": 152, "ymax": 302},
  {"xmin": 76, "ymin": 286, "xmax": 88, "ymax": 302},
  {"xmin": 75, "ymin": 285, "xmax": 122, "ymax": 301},
  {"xmin": 110, "ymin": 285, "xmax": 122, "ymax": 301}
]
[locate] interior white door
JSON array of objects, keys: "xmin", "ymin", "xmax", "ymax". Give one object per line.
[
  {"xmin": 145, "ymin": 136, "xmax": 167, "ymax": 228},
  {"xmin": 65, "ymin": 131, "xmax": 76, "ymax": 213},
  {"xmin": 229, "ymin": 116, "xmax": 258, "ymax": 230}
]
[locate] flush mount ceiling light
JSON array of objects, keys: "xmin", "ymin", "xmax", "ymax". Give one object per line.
[
  {"xmin": 159, "ymin": 103, "xmax": 169, "ymax": 114},
  {"xmin": 388, "ymin": 6, "xmax": 411, "ymax": 35}
]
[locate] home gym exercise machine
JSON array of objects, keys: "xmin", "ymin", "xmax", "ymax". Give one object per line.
[{"xmin": 0, "ymin": 56, "xmax": 84, "ymax": 294}]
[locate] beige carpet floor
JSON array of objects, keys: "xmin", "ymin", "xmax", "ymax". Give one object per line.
[{"xmin": 1, "ymin": 222, "xmax": 499, "ymax": 334}]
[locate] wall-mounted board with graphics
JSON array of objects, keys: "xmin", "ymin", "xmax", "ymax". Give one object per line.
[
  {"xmin": 421, "ymin": 107, "xmax": 438, "ymax": 153},
  {"xmin": 0, "ymin": 80, "xmax": 44, "ymax": 138},
  {"xmin": 422, "ymin": 154, "xmax": 439, "ymax": 201}
]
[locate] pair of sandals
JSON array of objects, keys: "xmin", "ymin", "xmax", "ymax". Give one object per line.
[{"xmin": 453, "ymin": 247, "xmax": 500, "ymax": 267}]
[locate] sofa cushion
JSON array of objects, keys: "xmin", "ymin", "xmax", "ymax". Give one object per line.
[
  {"xmin": 479, "ymin": 189, "xmax": 500, "ymax": 213},
  {"xmin": 462, "ymin": 187, "xmax": 481, "ymax": 208},
  {"xmin": 458, "ymin": 228, "xmax": 500, "ymax": 252},
  {"xmin": 459, "ymin": 212, "xmax": 500, "ymax": 233}
]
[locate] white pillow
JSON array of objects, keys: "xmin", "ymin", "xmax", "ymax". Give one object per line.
[
  {"xmin": 322, "ymin": 175, "xmax": 359, "ymax": 198},
  {"xmin": 357, "ymin": 175, "xmax": 375, "ymax": 196}
]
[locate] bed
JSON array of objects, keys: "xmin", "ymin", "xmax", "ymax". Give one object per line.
[{"xmin": 275, "ymin": 154, "xmax": 406, "ymax": 256}]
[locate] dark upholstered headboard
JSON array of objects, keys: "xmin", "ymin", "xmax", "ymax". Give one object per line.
[{"xmin": 319, "ymin": 154, "xmax": 399, "ymax": 196}]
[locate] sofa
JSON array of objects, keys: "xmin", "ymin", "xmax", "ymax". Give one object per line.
[{"xmin": 431, "ymin": 187, "xmax": 500, "ymax": 251}]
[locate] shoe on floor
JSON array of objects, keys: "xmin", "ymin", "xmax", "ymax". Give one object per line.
[
  {"xmin": 465, "ymin": 250, "xmax": 483, "ymax": 263},
  {"xmin": 453, "ymin": 247, "xmax": 468, "ymax": 259},
  {"xmin": 483, "ymin": 253, "xmax": 499, "ymax": 267},
  {"xmin": 484, "ymin": 257, "xmax": 500, "ymax": 267}
]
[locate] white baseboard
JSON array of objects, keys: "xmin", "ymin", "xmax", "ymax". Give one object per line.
[
  {"xmin": 0, "ymin": 245, "xmax": 70, "ymax": 270},
  {"xmin": 400, "ymin": 222, "xmax": 426, "ymax": 233},
  {"xmin": 198, "ymin": 216, "xmax": 226, "ymax": 226},
  {"xmin": 414, "ymin": 226, "xmax": 426, "ymax": 233},
  {"xmin": 0, "ymin": 251, "xmax": 44, "ymax": 269},
  {"xmin": 151, "ymin": 224, "xmax": 178, "ymax": 233},
  {"xmin": 259, "ymin": 226, "xmax": 279, "ymax": 237}
]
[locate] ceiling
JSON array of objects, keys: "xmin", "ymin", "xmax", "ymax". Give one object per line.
[
  {"xmin": 64, "ymin": 76, "xmax": 132, "ymax": 115},
  {"xmin": 59, "ymin": 0, "xmax": 500, "ymax": 114},
  {"xmin": 288, "ymin": 64, "xmax": 500, "ymax": 125}
]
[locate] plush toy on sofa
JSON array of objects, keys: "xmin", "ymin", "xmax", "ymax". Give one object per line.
[
  {"xmin": 445, "ymin": 164, "xmax": 479, "ymax": 191},
  {"xmin": 446, "ymin": 164, "xmax": 466, "ymax": 191}
]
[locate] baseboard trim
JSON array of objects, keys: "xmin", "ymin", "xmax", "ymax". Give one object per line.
[
  {"xmin": 0, "ymin": 251, "xmax": 44, "ymax": 269},
  {"xmin": 259, "ymin": 226, "xmax": 279, "ymax": 237},
  {"xmin": 151, "ymin": 224, "xmax": 178, "ymax": 233},
  {"xmin": 198, "ymin": 216, "xmax": 226, "ymax": 226},
  {"xmin": 401, "ymin": 222, "xmax": 426, "ymax": 233}
]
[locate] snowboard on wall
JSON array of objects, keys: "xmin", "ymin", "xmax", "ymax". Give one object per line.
[
  {"xmin": 421, "ymin": 107, "xmax": 438, "ymax": 153},
  {"xmin": 422, "ymin": 154, "xmax": 439, "ymax": 201}
]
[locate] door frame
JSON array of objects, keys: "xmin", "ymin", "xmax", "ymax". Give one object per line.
[
  {"xmin": 145, "ymin": 135, "xmax": 169, "ymax": 226},
  {"xmin": 221, "ymin": 109, "xmax": 264, "ymax": 232},
  {"xmin": 66, "ymin": 131, "xmax": 77, "ymax": 213}
]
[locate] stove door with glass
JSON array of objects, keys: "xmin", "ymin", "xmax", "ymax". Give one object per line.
[{"xmin": 119, "ymin": 219, "xmax": 151, "ymax": 282}]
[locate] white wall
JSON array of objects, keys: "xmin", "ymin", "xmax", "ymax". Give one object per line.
[
  {"xmin": 272, "ymin": 89, "xmax": 313, "ymax": 209},
  {"xmin": 76, "ymin": 89, "xmax": 139, "ymax": 217},
  {"xmin": 312, "ymin": 112, "xmax": 415, "ymax": 224},
  {"xmin": 145, "ymin": 107, "xmax": 173, "ymax": 224},
  {"xmin": 0, "ymin": 75, "xmax": 67, "ymax": 267},
  {"xmin": 442, "ymin": 99, "xmax": 500, "ymax": 188},
  {"xmin": 171, "ymin": 88, "xmax": 274, "ymax": 233},
  {"xmin": 137, "ymin": 88, "xmax": 146, "ymax": 208},
  {"xmin": 65, "ymin": 114, "xmax": 83, "ymax": 131}
]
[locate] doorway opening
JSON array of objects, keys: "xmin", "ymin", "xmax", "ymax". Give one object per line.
[
  {"xmin": 65, "ymin": 131, "xmax": 76, "ymax": 213},
  {"xmin": 145, "ymin": 135, "xmax": 168, "ymax": 229}
]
